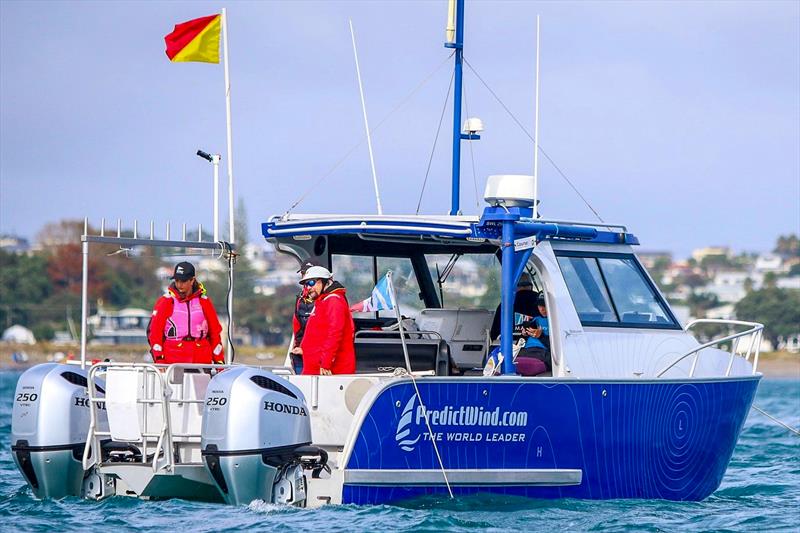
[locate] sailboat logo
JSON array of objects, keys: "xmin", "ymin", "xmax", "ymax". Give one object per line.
[{"xmin": 395, "ymin": 395, "xmax": 420, "ymax": 452}]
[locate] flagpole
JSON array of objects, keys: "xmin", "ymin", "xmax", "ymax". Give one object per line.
[
  {"xmin": 221, "ymin": 8, "xmax": 235, "ymax": 244},
  {"xmin": 221, "ymin": 8, "xmax": 234, "ymax": 357},
  {"xmin": 388, "ymin": 272, "xmax": 412, "ymax": 373}
]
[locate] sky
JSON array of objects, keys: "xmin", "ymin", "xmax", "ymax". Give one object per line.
[{"xmin": 1, "ymin": 0, "xmax": 798, "ymax": 258}]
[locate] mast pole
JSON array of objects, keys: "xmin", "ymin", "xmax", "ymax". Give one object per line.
[
  {"xmin": 532, "ymin": 15, "xmax": 541, "ymax": 219},
  {"xmin": 500, "ymin": 219, "xmax": 516, "ymax": 374},
  {"xmin": 448, "ymin": 0, "xmax": 465, "ymax": 216}
]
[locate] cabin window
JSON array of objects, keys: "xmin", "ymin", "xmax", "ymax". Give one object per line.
[
  {"xmin": 556, "ymin": 252, "xmax": 678, "ymax": 329},
  {"xmin": 332, "ymin": 254, "xmax": 424, "ymax": 316},
  {"xmin": 376, "ymin": 257, "xmax": 423, "ymax": 314},
  {"xmin": 330, "ymin": 255, "xmax": 376, "ymax": 300},
  {"xmin": 425, "ymin": 253, "xmax": 500, "ymax": 309}
]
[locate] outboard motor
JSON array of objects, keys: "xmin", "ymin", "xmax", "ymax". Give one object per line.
[
  {"xmin": 11, "ymin": 363, "xmax": 105, "ymax": 499},
  {"xmin": 201, "ymin": 367, "xmax": 327, "ymax": 506}
]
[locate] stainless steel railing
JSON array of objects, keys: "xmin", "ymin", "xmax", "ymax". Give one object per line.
[
  {"xmin": 656, "ymin": 319, "xmax": 764, "ymax": 378},
  {"xmin": 82, "ymin": 362, "xmax": 293, "ymax": 473},
  {"xmin": 82, "ymin": 362, "xmax": 227, "ymax": 473}
]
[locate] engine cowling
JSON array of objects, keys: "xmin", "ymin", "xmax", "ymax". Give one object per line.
[
  {"xmin": 11, "ymin": 363, "xmax": 106, "ymax": 499},
  {"xmin": 201, "ymin": 367, "xmax": 323, "ymax": 505}
]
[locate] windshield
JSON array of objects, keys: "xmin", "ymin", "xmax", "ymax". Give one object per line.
[
  {"xmin": 556, "ymin": 252, "xmax": 677, "ymax": 328},
  {"xmin": 332, "ymin": 254, "xmax": 424, "ymax": 317},
  {"xmin": 425, "ymin": 253, "xmax": 500, "ymax": 309}
]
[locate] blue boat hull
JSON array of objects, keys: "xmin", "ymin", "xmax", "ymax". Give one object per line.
[{"xmin": 342, "ymin": 377, "xmax": 760, "ymax": 504}]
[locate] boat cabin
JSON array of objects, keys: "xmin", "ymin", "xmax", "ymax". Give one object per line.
[{"xmin": 263, "ymin": 210, "xmax": 736, "ymax": 379}]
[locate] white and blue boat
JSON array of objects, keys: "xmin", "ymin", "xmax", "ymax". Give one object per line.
[
  {"xmin": 11, "ymin": 0, "xmax": 763, "ymax": 506},
  {"xmin": 261, "ymin": 211, "xmax": 762, "ymax": 504}
]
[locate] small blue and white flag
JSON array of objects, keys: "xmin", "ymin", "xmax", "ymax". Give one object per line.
[{"xmin": 350, "ymin": 272, "xmax": 396, "ymax": 312}]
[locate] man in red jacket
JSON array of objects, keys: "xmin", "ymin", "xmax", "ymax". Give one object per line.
[
  {"xmin": 295, "ymin": 266, "xmax": 355, "ymax": 375},
  {"xmin": 148, "ymin": 262, "xmax": 225, "ymax": 365}
]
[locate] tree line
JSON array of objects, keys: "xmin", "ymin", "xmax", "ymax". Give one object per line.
[
  {"xmin": 1, "ymin": 221, "xmax": 798, "ymax": 349},
  {"xmin": 0, "ymin": 216, "xmax": 297, "ymax": 346}
]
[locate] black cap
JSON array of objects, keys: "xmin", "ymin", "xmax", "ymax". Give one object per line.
[
  {"xmin": 537, "ymin": 293, "xmax": 546, "ymax": 306},
  {"xmin": 172, "ymin": 262, "xmax": 196, "ymax": 281}
]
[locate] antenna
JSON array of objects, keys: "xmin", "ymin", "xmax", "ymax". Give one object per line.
[
  {"xmin": 349, "ymin": 19, "xmax": 383, "ymax": 215},
  {"xmin": 445, "ymin": 0, "xmax": 456, "ymax": 43},
  {"xmin": 532, "ymin": 15, "xmax": 541, "ymax": 219}
]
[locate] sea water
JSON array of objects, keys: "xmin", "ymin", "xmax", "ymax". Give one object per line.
[{"xmin": 0, "ymin": 371, "xmax": 797, "ymax": 532}]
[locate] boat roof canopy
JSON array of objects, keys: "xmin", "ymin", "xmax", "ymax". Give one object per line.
[{"xmin": 262, "ymin": 213, "xmax": 639, "ymax": 254}]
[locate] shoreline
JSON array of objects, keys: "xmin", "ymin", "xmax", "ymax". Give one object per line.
[{"xmin": 1, "ymin": 343, "xmax": 797, "ymax": 378}]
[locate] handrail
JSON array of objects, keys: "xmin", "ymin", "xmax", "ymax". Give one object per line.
[
  {"xmin": 83, "ymin": 362, "xmax": 229, "ymax": 472},
  {"xmin": 656, "ymin": 319, "xmax": 764, "ymax": 378},
  {"xmin": 354, "ymin": 329, "xmax": 443, "ymax": 341},
  {"xmin": 84, "ymin": 362, "xmax": 172, "ymax": 472}
]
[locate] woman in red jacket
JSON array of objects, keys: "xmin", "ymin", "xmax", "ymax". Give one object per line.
[
  {"xmin": 148, "ymin": 262, "xmax": 225, "ymax": 365},
  {"xmin": 294, "ymin": 266, "xmax": 355, "ymax": 375}
]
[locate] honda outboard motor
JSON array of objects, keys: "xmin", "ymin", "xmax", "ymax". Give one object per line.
[
  {"xmin": 11, "ymin": 363, "xmax": 105, "ymax": 499},
  {"xmin": 201, "ymin": 367, "xmax": 327, "ymax": 506}
]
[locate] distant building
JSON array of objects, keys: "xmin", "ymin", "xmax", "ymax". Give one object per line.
[
  {"xmin": 241, "ymin": 243, "xmax": 273, "ymax": 273},
  {"xmin": 2, "ymin": 325, "xmax": 36, "ymax": 344},
  {"xmin": 0, "ymin": 235, "xmax": 30, "ymax": 254},
  {"xmin": 776, "ymin": 276, "xmax": 800, "ymax": 290},
  {"xmin": 777, "ymin": 334, "xmax": 800, "ymax": 354},
  {"xmin": 701, "ymin": 270, "xmax": 758, "ymax": 303},
  {"xmin": 704, "ymin": 304, "xmax": 736, "ymax": 321},
  {"xmin": 662, "ymin": 261, "xmax": 699, "ymax": 285},
  {"xmin": 637, "ymin": 251, "xmax": 673, "ymax": 270},
  {"xmin": 197, "ymin": 257, "xmax": 226, "ymax": 273},
  {"xmin": 692, "ymin": 246, "xmax": 731, "ymax": 263},
  {"xmin": 253, "ymin": 269, "xmax": 299, "ymax": 296},
  {"xmin": 754, "ymin": 254, "xmax": 783, "ymax": 273},
  {"xmin": 665, "ymin": 285, "xmax": 692, "ymax": 301},
  {"xmin": 88, "ymin": 307, "xmax": 150, "ymax": 345}
]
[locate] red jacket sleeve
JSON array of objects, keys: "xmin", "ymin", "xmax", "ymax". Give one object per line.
[
  {"xmin": 199, "ymin": 296, "xmax": 224, "ymax": 361},
  {"xmin": 148, "ymin": 296, "xmax": 172, "ymax": 349},
  {"xmin": 317, "ymin": 294, "xmax": 347, "ymax": 371}
]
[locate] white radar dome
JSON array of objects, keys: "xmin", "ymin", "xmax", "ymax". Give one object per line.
[{"xmin": 483, "ymin": 174, "xmax": 535, "ymax": 207}]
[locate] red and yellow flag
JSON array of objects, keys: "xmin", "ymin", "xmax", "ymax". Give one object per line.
[{"xmin": 164, "ymin": 14, "xmax": 221, "ymax": 63}]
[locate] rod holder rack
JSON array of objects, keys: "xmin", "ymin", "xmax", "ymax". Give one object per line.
[{"xmin": 81, "ymin": 217, "xmax": 233, "ymax": 251}]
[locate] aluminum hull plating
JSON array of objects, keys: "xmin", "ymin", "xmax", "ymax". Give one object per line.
[{"xmin": 342, "ymin": 376, "xmax": 760, "ymax": 504}]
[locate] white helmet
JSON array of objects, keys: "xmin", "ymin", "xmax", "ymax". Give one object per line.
[{"xmin": 299, "ymin": 265, "xmax": 333, "ymax": 284}]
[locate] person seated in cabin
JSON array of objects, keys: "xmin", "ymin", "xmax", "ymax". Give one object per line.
[
  {"xmin": 289, "ymin": 262, "xmax": 316, "ymax": 373},
  {"xmin": 489, "ymin": 273, "xmax": 541, "ymax": 341},
  {"xmin": 293, "ymin": 266, "xmax": 356, "ymax": 375},
  {"xmin": 515, "ymin": 292, "xmax": 551, "ymax": 376},
  {"xmin": 147, "ymin": 262, "xmax": 225, "ymax": 365}
]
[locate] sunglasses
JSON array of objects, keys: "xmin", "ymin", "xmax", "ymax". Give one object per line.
[{"xmin": 302, "ymin": 279, "xmax": 319, "ymax": 287}]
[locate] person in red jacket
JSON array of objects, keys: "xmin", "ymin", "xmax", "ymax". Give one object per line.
[
  {"xmin": 147, "ymin": 262, "xmax": 225, "ymax": 365},
  {"xmin": 294, "ymin": 266, "xmax": 355, "ymax": 375}
]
